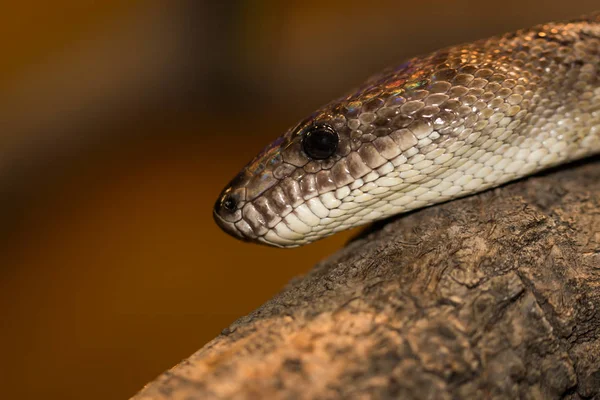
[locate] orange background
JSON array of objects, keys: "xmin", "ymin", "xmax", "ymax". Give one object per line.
[{"xmin": 1, "ymin": 1, "xmax": 597, "ymax": 399}]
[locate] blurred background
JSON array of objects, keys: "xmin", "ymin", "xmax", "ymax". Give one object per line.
[{"xmin": 1, "ymin": 1, "xmax": 597, "ymax": 398}]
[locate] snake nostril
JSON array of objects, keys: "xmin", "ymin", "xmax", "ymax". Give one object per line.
[{"xmin": 222, "ymin": 195, "xmax": 237, "ymax": 212}]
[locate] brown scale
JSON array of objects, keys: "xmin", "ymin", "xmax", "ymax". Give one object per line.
[{"xmin": 315, "ymin": 170, "xmax": 336, "ymax": 194}]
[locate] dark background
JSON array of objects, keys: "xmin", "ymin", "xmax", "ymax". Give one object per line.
[{"xmin": 1, "ymin": 1, "xmax": 597, "ymax": 398}]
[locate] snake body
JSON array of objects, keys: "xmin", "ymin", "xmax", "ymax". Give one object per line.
[{"xmin": 214, "ymin": 13, "xmax": 600, "ymax": 248}]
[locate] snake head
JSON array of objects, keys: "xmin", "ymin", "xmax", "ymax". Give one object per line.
[
  {"xmin": 213, "ymin": 108, "xmax": 354, "ymax": 246},
  {"xmin": 213, "ymin": 56, "xmax": 457, "ymax": 247},
  {"xmin": 212, "ymin": 72, "xmax": 425, "ymax": 247},
  {"xmin": 213, "ymin": 52, "xmax": 463, "ymax": 247}
]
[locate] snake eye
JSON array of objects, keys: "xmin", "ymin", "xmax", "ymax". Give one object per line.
[{"xmin": 302, "ymin": 124, "xmax": 339, "ymax": 160}]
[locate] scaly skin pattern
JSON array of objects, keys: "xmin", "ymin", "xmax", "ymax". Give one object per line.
[{"xmin": 214, "ymin": 13, "xmax": 600, "ymax": 248}]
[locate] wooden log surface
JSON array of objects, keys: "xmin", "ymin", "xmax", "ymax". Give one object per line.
[{"xmin": 133, "ymin": 157, "xmax": 600, "ymax": 400}]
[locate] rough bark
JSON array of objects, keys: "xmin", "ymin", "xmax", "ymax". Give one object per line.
[{"xmin": 133, "ymin": 157, "xmax": 600, "ymax": 400}]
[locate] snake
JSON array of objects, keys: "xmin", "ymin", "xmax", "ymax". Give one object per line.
[{"xmin": 213, "ymin": 12, "xmax": 600, "ymax": 248}]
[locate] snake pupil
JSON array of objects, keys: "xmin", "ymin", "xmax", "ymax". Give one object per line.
[{"xmin": 302, "ymin": 124, "xmax": 339, "ymax": 160}]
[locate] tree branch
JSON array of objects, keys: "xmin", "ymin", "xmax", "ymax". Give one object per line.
[{"xmin": 133, "ymin": 157, "xmax": 600, "ymax": 400}]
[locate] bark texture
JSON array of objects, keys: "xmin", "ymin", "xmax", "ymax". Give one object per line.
[{"xmin": 133, "ymin": 158, "xmax": 600, "ymax": 400}]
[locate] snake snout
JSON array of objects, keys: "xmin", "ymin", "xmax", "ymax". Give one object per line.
[
  {"xmin": 212, "ymin": 209, "xmax": 248, "ymax": 242},
  {"xmin": 213, "ymin": 187, "xmax": 251, "ymax": 241}
]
